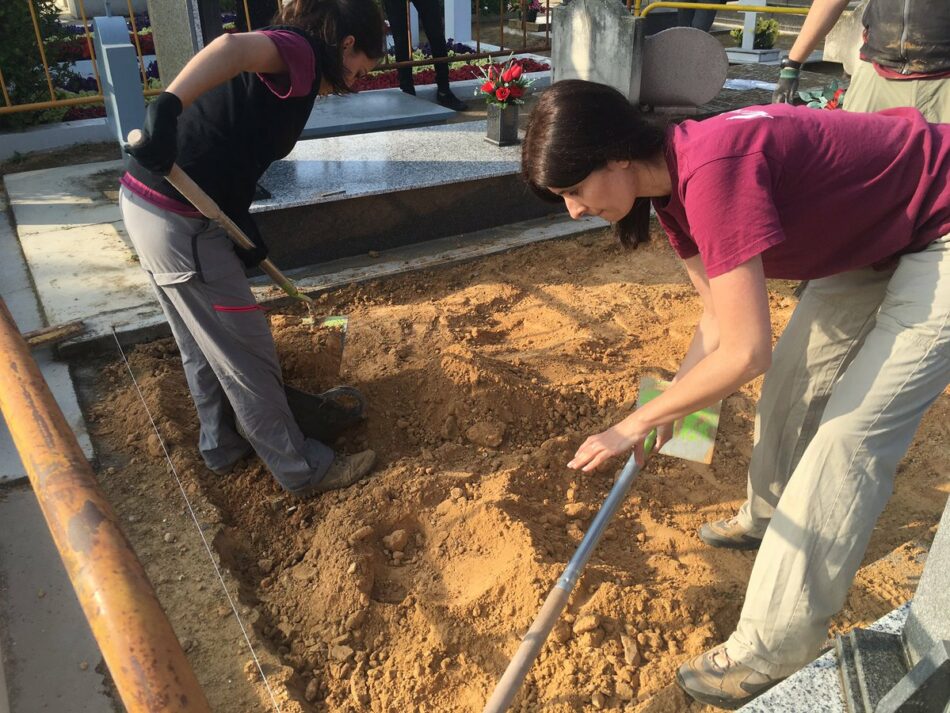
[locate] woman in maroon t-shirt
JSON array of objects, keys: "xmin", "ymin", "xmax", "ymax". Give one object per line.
[{"xmin": 522, "ymin": 80, "xmax": 950, "ymax": 708}]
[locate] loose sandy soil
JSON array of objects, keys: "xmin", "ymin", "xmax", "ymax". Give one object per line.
[{"xmin": 80, "ymin": 226, "xmax": 948, "ymax": 712}]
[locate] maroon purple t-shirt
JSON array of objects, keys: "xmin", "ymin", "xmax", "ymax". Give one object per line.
[{"xmin": 652, "ymin": 104, "xmax": 950, "ymax": 280}]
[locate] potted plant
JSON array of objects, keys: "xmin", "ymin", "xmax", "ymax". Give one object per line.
[
  {"xmin": 729, "ymin": 17, "xmax": 780, "ymax": 49},
  {"xmin": 476, "ymin": 56, "xmax": 532, "ymax": 146}
]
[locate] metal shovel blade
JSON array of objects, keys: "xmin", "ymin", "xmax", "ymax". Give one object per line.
[{"xmin": 636, "ymin": 376, "xmax": 721, "ymax": 464}]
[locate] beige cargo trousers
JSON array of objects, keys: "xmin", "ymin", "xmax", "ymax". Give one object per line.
[
  {"xmin": 725, "ymin": 235, "xmax": 950, "ymax": 676},
  {"xmin": 723, "ymin": 57, "xmax": 950, "ymax": 679}
]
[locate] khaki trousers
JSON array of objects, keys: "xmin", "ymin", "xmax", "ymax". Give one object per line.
[
  {"xmin": 844, "ymin": 59, "xmax": 950, "ymax": 123},
  {"xmin": 725, "ymin": 235, "xmax": 950, "ymax": 677}
]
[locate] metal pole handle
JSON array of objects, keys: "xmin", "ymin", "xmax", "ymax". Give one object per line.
[
  {"xmin": 483, "ymin": 435, "xmax": 655, "ymax": 712},
  {"xmin": 125, "ymin": 130, "xmax": 312, "ymax": 304}
]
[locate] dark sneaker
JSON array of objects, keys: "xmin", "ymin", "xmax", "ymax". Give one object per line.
[
  {"xmin": 208, "ymin": 444, "xmax": 254, "ymax": 476},
  {"xmin": 399, "ymin": 83, "xmax": 416, "ymax": 96},
  {"xmin": 698, "ymin": 516, "xmax": 763, "ymax": 550},
  {"xmin": 676, "ymin": 644, "xmax": 782, "ymax": 709},
  {"xmin": 290, "ymin": 449, "xmax": 376, "ymax": 499},
  {"xmin": 436, "ymin": 89, "xmax": 467, "ymax": 111}
]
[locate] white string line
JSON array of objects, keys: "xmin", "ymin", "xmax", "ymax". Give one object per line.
[{"xmin": 110, "ymin": 327, "xmax": 283, "ymax": 713}]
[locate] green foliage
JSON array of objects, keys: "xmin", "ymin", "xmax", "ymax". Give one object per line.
[
  {"xmin": 0, "ymin": 0, "xmax": 71, "ymax": 130},
  {"xmin": 730, "ymin": 17, "xmax": 779, "ymax": 50},
  {"xmin": 798, "ymin": 80, "xmax": 846, "ymax": 109}
]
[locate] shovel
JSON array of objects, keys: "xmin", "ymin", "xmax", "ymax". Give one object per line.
[
  {"xmin": 124, "ymin": 131, "xmax": 365, "ymax": 438},
  {"xmin": 482, "ymin": 377, "xmax": 721, "ymax": 713}
]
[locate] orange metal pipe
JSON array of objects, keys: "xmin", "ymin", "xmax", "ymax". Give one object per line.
[{"xmin": 0, "ymin": 299, "xmax": 212, "ymax": 713}]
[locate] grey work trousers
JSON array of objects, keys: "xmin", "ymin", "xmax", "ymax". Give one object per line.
[
  {"xmin": 118, "ymin": 187, "xmax": 333, "ymax": 492},
  {"xmin": 727, "ymin": 235, "xmax": 950, "ymax": 677}
]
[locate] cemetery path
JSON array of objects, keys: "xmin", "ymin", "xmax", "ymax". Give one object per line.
[{"xmin": 78, "ymin": 226, "xmax": 948, "ymax": 712}]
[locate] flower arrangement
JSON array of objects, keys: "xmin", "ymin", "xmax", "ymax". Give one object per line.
[
  {"xmin": 509, "ymin": 0, "xmax": 543, "ymax": 15},
  {"xmin": 475, "ymin": 56, "xmax": 532, "ymax": 107},
  {"xmin": 799, "ymin": 80, "xmax": 846, "ymax": 109}
]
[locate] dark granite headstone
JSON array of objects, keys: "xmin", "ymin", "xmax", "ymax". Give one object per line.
[
  {"xmin": 904, "ymin": 502, "xmax": 950, "ymax": 666},
  {"xmin": 838, "ymin": 500, "xmax": 950, "ymax": 713}
]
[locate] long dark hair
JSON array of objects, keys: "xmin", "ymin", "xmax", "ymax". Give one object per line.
[
  {"xmin": 276, "ymin": 0, "xmax": 385, "ymax": 94},
  {"xmin": 522, "ymin": 80, "xmax": 668, "ymax": 248}
]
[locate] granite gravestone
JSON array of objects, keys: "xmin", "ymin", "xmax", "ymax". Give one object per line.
[
  {"xmin": 837, "ymin": 499, "xmax": 950, "ymax": 712},
  {"xmin": 146, "ymin": 0, "xmax": 223, "ymax": 85},
  {"xmin": 551, "ymin": 0, "xmax": 727, "ymax": 111}
]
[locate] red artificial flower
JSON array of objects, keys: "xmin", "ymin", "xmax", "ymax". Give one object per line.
[
  {"xmin": 508, "ymin": 84, "xmax": 524, "ymax": 98},
  {"xmin": 501, "ymin": 63, "xmax": 524, "ymax": 83},
  {"xmin": 481, "ymin": 80, "xmax": 495, "ymax": 94},
  {"xmin": 496, "ymin": 86, "xmax": 511, "ymax": 101}
]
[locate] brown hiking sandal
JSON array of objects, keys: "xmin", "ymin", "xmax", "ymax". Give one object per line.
[
  {"xmin": 676, "ymin": 644, "xmax": 782, "ymax": 709},
  {"xmin": 290, "ymin": 449, "xmax": 376, "ymax": 499},
  {"xmin": 698, "ymin": 516, "xmax": 763, "ymax": 550}
]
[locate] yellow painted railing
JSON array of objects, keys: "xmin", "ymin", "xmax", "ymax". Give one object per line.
[{"xmin": 633, "ymin": 0, "xmax": 809, "ymax": 17}]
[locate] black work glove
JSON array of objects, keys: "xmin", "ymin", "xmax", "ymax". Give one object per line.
[
  {"xmin": 232, "ymin": 211, "xmax": 269, "ymax": 269},
  {"xmin": 772, "ymin": 64, "xmax": 801, "ymax": 104},
  {"xmin": 126, "ymin": 91, "xmax": 183, "ymax": 174}
]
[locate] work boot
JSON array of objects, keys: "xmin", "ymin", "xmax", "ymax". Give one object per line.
[
  {"xmin": 290, "ymin": 449, "xmax": 376, "ymax": 499},
  {"xmin": 436, "ymin": 88, "xmax": 467, "ymax": 111},
  {"xmin": 698, "ymin": 516, "xmax": 763, "ymax": 550},
  {"xmin": 676, "ymin": 644, "xmax": 782, "ymax": 709}
]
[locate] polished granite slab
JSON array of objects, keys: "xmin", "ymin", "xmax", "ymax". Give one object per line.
[
  {"xmin": 301, "ymin": 88, "xmax": 456, "ymax": 139},
  {"xmin": 254, "ymin": 120, "xmax": 525, "ymax": 214},
  {"xmin": 739, "ymin": 605, "xmax": 911, "ymax": 712}
]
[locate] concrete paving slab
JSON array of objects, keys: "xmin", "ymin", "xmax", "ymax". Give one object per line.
[
  {"xmin": 0, "ymin": 486, "xmax": 114, "ymax": 713},
  {"xmin": 3, "ymin": 161, "xmax": 122, "ymax": 238},
  {"xmin": 3, "ymin": 162, "xmax": 153, "ymax": 328},
  {"xmin": 0, "ymin": 192, "xmax": 93, "ymax": 484}
]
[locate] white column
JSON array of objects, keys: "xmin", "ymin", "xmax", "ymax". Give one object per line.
[
  {"xmin": 445, "ymin": 0, "xmax": 472, "ymax": 45},
  {"xmin": 740, "ymin": 0, "xmax": 757, "ymax": 51},
  {"xmin": 410, "ymin": 4, "xmax": 420, "ymax": 48}
]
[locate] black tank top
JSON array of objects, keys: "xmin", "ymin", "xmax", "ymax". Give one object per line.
[{"xmin": 127, "ymin": 25, "xmax": 323, "ymax": 223}]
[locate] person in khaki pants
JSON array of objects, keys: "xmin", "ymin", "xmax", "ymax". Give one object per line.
[
  {"xmin": 520, "ymin": 80, "xmax": 950, "ymax": 710},
  {"xmin": 706, "ymin": 0, "xmax": 950, "ymax": 548}
]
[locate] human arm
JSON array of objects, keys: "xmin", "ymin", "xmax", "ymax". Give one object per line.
[
  {"xmin": 651, "ymin": 256, "xmax": 720, "ymax": 448},
  {"xmin": 168, "ymin": 32, "xmax": 289, "ymax": 108},
  {"xmin": 568, "ymin": 255, "xmax": 772, "ymax": 471},
  {"xmin": 773, "ymin": 0, "xmax": 850, "ymax": 103}
]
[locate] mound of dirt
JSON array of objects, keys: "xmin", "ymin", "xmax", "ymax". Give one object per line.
[{"xmin": 87, "ymin": 228, "xmax": 949, "ymax": 712}]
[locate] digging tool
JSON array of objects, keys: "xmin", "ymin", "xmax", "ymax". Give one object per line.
[
  {"xmin": 125, "ymin": 129, "xmax": 312, "ymax": 305},
  {"xmin": 482, "ymin": 378, "xmax": 721, "ymax": 713}
]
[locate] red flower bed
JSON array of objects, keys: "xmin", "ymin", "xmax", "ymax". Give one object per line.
[
  {"xmin": 352, "ymin": 57, "xmax": 549, "ymax": 91},
  {"xmin": 63, "ymin": 105, "xmax": 107, "ymax": 121},
  {"xmin": 47, "ymin": 33, "xmax": 154, "ymax": 61}
]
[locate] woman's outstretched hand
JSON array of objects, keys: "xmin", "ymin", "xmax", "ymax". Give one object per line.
[{"xmin": 568, "ymin": 415, "xmax": 653, "ymax": 472}]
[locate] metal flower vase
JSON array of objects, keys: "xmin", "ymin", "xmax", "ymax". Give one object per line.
[{"xmin": 485, "ymin": 103, "xmax": 519, "ymax": 147}]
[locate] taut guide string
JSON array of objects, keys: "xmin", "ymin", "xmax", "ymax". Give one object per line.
[{"xmin": 110, "ymin": 327, "xmax": 283, "ymax": 713}]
